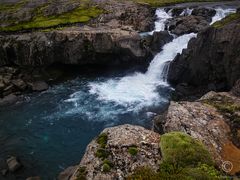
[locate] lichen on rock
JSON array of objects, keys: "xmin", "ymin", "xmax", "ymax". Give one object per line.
[{"xmin": 70, "ymin": 124, "xmax": 161, "ymax": 180}]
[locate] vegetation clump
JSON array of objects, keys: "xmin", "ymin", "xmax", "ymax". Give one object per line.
[
  {"xmin": 102, "ymin": 159, "xmax": 113, "ymax": 173},
  {"xmin": 212, "ymin": 12, "xmax": 240, "ymax": 28},
  {"xmin": 76, "ymin": 166, "xmax": 87, "ymax": 180},
  {"xmin": 0, "ymin": 1, "xmax": 103, "ymax": 32},
  {"xmin": 160, "ymin": 131, "xmax": 214, "ymax": 168},
  {"xmin": 95, "ymin": 132, "xmax": 113, "ymax": 173},
  {"xmin": 128, "ymin": 146, "xmax": 138, "ymax": 156},
  {"xmin": 95, "ymin": 148, "xmax": 109, "ymax": 160},
  {"xmin": 202, "ymin": 95, "xmax": 240, "ymax": 124},
  {"xmin": 96, "ymin": 133, "xmax": 108, "ymax": 148},
  {"xmin": 128, "ymin": 132, "xmax": 222, "ymax": 179}
]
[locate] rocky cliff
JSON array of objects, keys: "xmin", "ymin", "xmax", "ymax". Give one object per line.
[
  {"xmin": 59, "ymin": 124, "xmax": 222, "ymax": 180},
  {"xmin": 0, "ymin": 28, "xmax": 151, "ymax": 67},
  {"xmin": 59, "ymin": 124, "xmax": 161, "ymax": 180},
  {"xmin": 155, "ymin": 88, "xmax": 240, "ymax": 175},
  {"xmin": 168, "ymin": 11, "xmax": 240, "ymax": 92}
]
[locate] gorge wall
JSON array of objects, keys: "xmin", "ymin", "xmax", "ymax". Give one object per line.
[{"xmin": 168, "ymin": 9, "xmax": 240, "ymax": 92}]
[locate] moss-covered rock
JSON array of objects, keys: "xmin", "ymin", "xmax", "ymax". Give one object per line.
[
  {"xmin": 212, "ymin": 12, "xmax": 240, "ymax": 28},
  {"xmin": 128, "ymin": 132, "xmax": 221, "ymax": 179},
  {"xmin": 160, "ymin": 132, "xmax": 214, "ymax": 168},
  {"xmin": 96, "ymin": 133, "xmax": 108, "ymax": 148},
  {"xmin": 128, "ymin": 146, "xmax": 138, "ymax": 156}
]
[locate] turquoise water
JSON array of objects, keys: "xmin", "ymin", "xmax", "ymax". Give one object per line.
[{"xmin": 0, "ymin": 70, "xmax": 171, "ymax": 179}]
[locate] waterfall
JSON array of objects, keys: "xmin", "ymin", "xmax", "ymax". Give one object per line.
[{"xmin": 89, "ymin": 7, "xmax": 236, "ymax": 111}]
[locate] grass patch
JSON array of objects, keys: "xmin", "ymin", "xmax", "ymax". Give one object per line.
[
  {"xmin": 160, "ymin": 132, "xmax": 214, "ymax": 168},
  {"xmin": 0, "ymin": 4, "xmax": 103, "ymax": 32},
  {"xmin": 212, "ymin": 12, "xmax": 240, "ymax": 28},
  {"xmin": 128, "ymin": 146, "xmax": 138, "ymax": 156},
  {"xmin": 128, "ymin": 132, "xmax": 221, "ymax": 179},
  {"xmin": 127, "ymin": 164, "xmax": 222, "ymax": 180}
]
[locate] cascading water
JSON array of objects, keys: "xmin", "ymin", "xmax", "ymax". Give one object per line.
[
  {"xmin": 0, "ymin": 6, "xmax": 236, "ymax": 180},
  {"xmin": 89, "ymin": 33, "xmax": 196, "ymax": 110},
  {"xmin": 211, "ymin": 7, "xmax": 236, "ymax": 24}
]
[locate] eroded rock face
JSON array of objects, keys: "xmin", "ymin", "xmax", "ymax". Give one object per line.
[
  {"xmin": 147, "ymin": 31, "xmax": 173, "ymax": 54},
  {"xmin": 191, "ymin": 8, "xmax": 216, "ymax": 22},
  {"xmin": 166, "ymin": 15, "xmax": 209, "ymax": 35},
  {"xmin": 0, "ymin": 28, "xmax": 151, "ymax": 67},
  {"xmin": 156, "ymin": 91, "xmax": 240, "ymax": 175},
  {"xmin": 168, "ymin": 16, "xmax": 240, "ymax": 90},
  {"xmin": 69, "ymin": 124, "xmax": 161, "ymax": 180}
]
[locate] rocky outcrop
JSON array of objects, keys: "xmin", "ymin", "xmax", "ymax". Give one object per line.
[
  {"xmin": 191, "ymin": 7, "xmax": 216, "ymax": 22},
  {"xmin": 155, "ymin": 91, "xmax": 240, "ymax": 175},
  {"xmin": 168, "ymin": 14, "xmax": 240, "ymax": 91},
  {"xmin": 67, "ymin": 124, "xmax": 160, "ymax": 180},
  {"xmin": 166, "ymin": 15, "xmax": 209, "ymax": 35},
  {"xmin": 0, "ymin": 28, "xmax": 152, "ymax": 67},
  {"xmin": 143, "ymin": 31, "xmax": 173, "ymax": 54},
  {"xmin": 0, "ymin": 66, "xmax": 49, "ymax": 101}
]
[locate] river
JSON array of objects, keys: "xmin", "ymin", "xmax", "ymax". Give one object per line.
[{"xmin": 0, "ymin": 6, "xmax": 236, "ymax": 180}]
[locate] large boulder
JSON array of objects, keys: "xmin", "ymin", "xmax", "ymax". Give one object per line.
[
  {"xmin": 143, "ymin": 31, "xmax": 173, "ymax": 55},
  {"xmin": 67, "ymin": 124, "xmax": 161, "ymax": 180},
  {"xmin": 168, "ymin": 16, "xmax": 240, "ymax": 90},
  {"xmin": 149, "ymin": 31, "xmax": 173, "ymax": 53},
  {"xmin": 6, "ymin": 156, "xmax": 22, "ymax": 172},
  {"xmin": 166, "ymin": 15, "xmax": 209, "ymax": 35},
  {"xmin": 155, "ymin": 91, "xmax": 240, "ymax": 175},
  {"xmin": 191, "ymin": 8, "xmax": 216, "ymax": 22}
]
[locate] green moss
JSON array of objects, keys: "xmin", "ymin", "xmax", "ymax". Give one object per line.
[
  {"xmin": 202, "ymin": 95, "xmax": 240, "ymax": 123},
  {"xmin": 127, "ymin": 132, "xmax": 223, "ymax": 179},
  {"xmin": 127, "ymin": 164, "xmax": 222, "ymax": 180},
  {"xmin": 160, "ymin": 132, "xmax": 214, "ymax": 168},
  {"xmin": 76, "ymin": 166, "xmax": 87, "ymax": 180},
  {"xmin": 103, "ymin": 159, "xmax": 113, "ymax": 167},
  {"xmin": 96, "ymin": 133, "xmax": 108, "ymax": 148},
  {"xmin": 213, "ymin": 12, "xmax": 240, "ymax": 28},
  {"xmin": 102, "ymin": 159, "xmax": 113, "ymax": 173},
  {"xmin": 128, "ymin": 146, "xmax": 138, "ymax": 156},
  {"xmin": 102, "ymin": 163, "xmax": 111, "ymax": 172},
  {"xmin": 127, "ymin": 167, "xmax": 159, "ymax": 180},
  {"xmin": 0, "ymin": 5, "xmax": 103, "ymax": 32},
  {"xmin": 95, "ymin": 148, "xmax": 109, "ymax": 160}
]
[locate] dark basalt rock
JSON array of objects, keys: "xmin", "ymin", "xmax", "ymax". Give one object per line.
[
  {"xmin": 143, "ymin": 31, "xmax": 173, "ymax": 54},
  {"xmin": 191, "ymin": 8, "xmax": 216, "ymax": 22},
  {"xmin": 170, "ymin": 7, "xmax": 185, "ymax": 17},
  {"xmin": 166, "ymin": 15, "xmax": 209, "ymax": 35},
  {"xmin": 168, "ymin": 18, "xmax": 240, "ymax": 91},
  {"xmin": 0, "ymin": 29, "xmax": 151, "ymax": 67},
  {"xmin": 231, "ymin": 79, "xmax": 240, "ymax": 97}
]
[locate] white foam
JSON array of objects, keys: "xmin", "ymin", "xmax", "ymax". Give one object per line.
[
  {"xmin": 154, "ymin": 9, "xmax": 173, "ymax": 32},
  {"xmin": 211, "ymin": 8, "xmax": 236, "ymax": 25},
  {"xmin": 89, "ymin": 33, "xmax": 196, "ymax": 110},
  {"xmin": 86, "ymin": 7, "xmax": 236, "ymax": 112}
]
